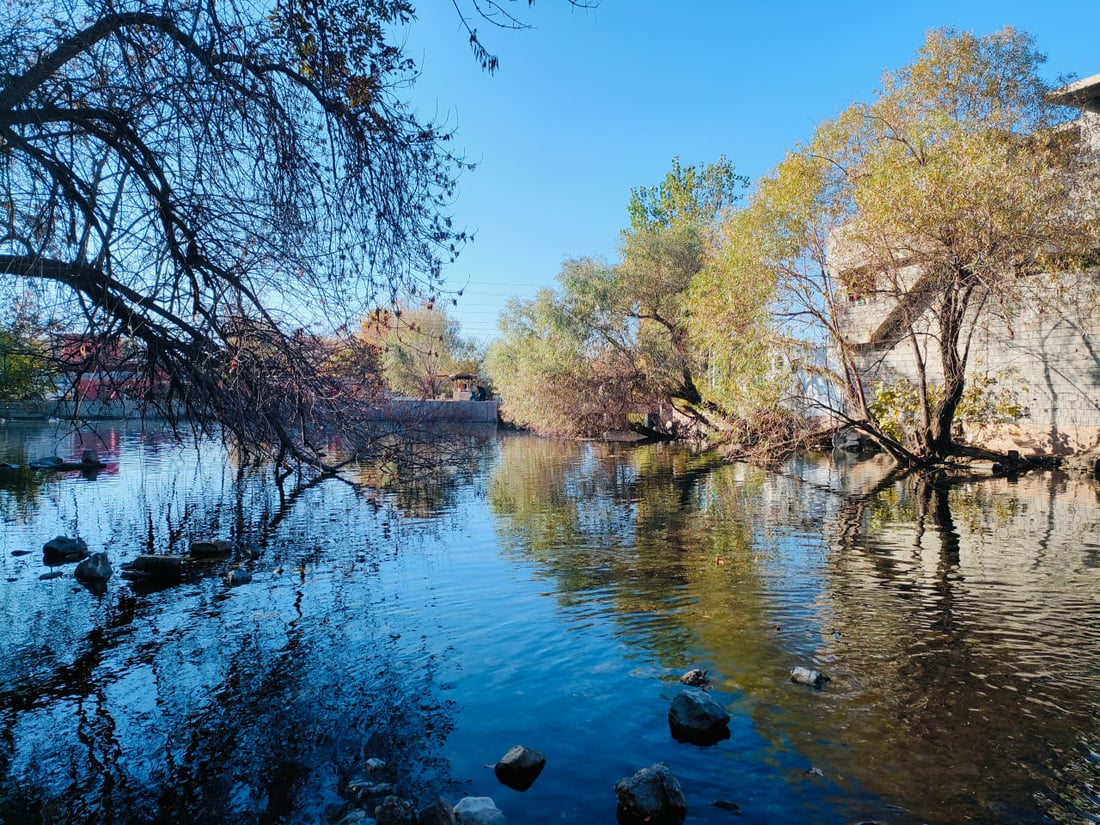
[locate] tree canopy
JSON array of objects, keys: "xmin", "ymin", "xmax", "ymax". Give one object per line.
[
  {"xmin": 720, "ymin": 27, "xmax": 1100, "ymax": 463},
  {"xmin": 0, "ymin": 0, "xmax": 576, "ymax": 468},
  {"xmin": 488, "ymin": 157, "xmax": 791, "ymax": 444}
]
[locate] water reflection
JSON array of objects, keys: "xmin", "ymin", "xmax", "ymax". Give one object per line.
[
  {"xmin": 0, "ymin": 422, "xmax": 457, "ymax": 824},
  {"xmin": 4, "ymin": 424, "xmax": 1100, "ymax": 824},
  {"xmin": 488, "ymin": 439, "xmax": 1100, "ymax": 824}
]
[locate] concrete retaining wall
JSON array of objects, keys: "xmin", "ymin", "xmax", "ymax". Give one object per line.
[{"xmin": 837, "ymin": 269, "xmax": 1100, "ymax": 454}]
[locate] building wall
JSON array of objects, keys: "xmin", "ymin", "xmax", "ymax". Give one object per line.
[{"xmin": 836, "ymin": 269, "xmax": 1100, "ymax": 455}]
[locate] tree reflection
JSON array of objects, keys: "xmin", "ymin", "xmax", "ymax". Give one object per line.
[
  {"xmin": 0, "ymin": 423, "xmax": 458, "ymax": 824},
  {"xmin": 810, "ymin": 466, "xmax": 1100, "ymax": 823},
  {"xmin": 487, "ymin": 436, "xmax": 781, "ymax": 671}
]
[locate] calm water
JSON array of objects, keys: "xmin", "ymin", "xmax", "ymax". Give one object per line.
[{"xmin": 2, "ymin": 422, "xmax": 1100, "ymax": 824}]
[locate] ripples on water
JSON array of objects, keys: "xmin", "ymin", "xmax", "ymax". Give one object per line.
[{"xmin": 2, "ymin": 423, "xmax": 1100, "ymax": 823}]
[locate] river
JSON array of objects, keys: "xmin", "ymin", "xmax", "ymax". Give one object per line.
[{"xmin": 1, "ymin": 421, "xmax": 1099, "ymax": 824}]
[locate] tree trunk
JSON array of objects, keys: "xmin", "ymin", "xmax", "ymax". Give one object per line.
[{"xmin": 928, "ymin": 275, "xmax": 974, "ymax": 458}]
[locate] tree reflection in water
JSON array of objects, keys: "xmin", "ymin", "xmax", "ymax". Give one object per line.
[
  {"xmin": 4, "ymin": 425, "xmax": 1100, "ymax": 824},
  {"xmin": 488, "ymin": 438, "xmax": 1100, "ymax": 824},
  {"xmin": 0, "ymin": 423, "xmax": 459, "ymax": 825}
]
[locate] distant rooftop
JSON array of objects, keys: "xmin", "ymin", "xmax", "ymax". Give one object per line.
[{"xmin": 1048, "ymin": 72, "xmax": 1100, "ymax": 108}]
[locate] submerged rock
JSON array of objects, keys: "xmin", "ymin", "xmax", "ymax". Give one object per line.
[
  {"xmin": 679, "ymin": 668, "xmax": 709, "ymax": 688},
  {"xmin": 75, "ymin": 552, "xmax": 112, "ymax": 582},
  {"xmin": 225, "ymin": 567, "xmax": 252, "ymax": 586},
  {"xmin": 121, "ymin": 554, "xmax": 182, "ymax": 585},
  {"xmin": 452, "ymin": 796, "xmax": 505, "ymax": 824},
  {"xmin": 790, "ymin": 666, "xmax": 830, "ymax": 689},
  {"xmin": 189, "ymin": 539, "xmax": 232, "ymax": 559},
  {"xmin": 375, "ymin": 795, "xmax": 417, "ymax": 825},
  {"xmin": 43, "ymin": 535, "xmax": 88, "ymax": 563},
  {"xmin": 615, "ymin": 763, "xmax": 687, "ymax": 825},
  {"xmin": 668, "ymin": 688, "xmax": 731, "ymax": 745},
  {"xmin": 493, "ymin": 744, "xmax": 545, "ymax": 791}
]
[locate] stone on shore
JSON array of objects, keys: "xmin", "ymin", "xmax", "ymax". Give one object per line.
[
  {"xmin": 668, "ymin": 688, "xmax": 731, "ymax": 745},
  {"xmin": 493, "ymin": 744, "xmax": 545, "ymax": 791},
  {"xmin": 615, "ymin": 763, "xmax": 687, "ymax": 825}
]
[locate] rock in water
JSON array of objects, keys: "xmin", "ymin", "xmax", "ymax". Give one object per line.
[
  {"xmin": 668, "ymin": 688, "xmax": 731, "ymax": 745},
  {"xmin": 493, "ymin": 744, "xmax": 545, "ymax": 791},
  {"xmin": 189, "ymin": 539, "xmax": 232, "ymax": 558},
  {"xmin": 75, "ymin": 552, "xmax": 112, "ymax": 582},
  {"xmin": 43, "ymin": 535, "xmax": 88, "ymax": 563},
  {"xmin": 121, "ymin": 555, "xmax": 183, "ymax": 585},
  {"xmin": 225, "ymin": 568, "xmax": 252, "ymax": 586},
  {"xmin": 81, "ymin": 449, "xmax": 105, "ymax": 467},
  {"xmin": 452, "ymin": 796, "xmax": 505, "ymax": 824},
  {"xmin": 615, "ymin": 763, "xmax": 687, "ymax": 825},
  {"xmin": 790, "ymin": 666, "xmax": 830, "ymax": 689},
  {"xmin": 679, "ymin": 668, "xmax": 709, "ymax": 687}
]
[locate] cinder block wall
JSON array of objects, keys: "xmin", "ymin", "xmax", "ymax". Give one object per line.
[{"xmin": 836, "ymin": 269, "xmax": 1100, "ymax": 454}]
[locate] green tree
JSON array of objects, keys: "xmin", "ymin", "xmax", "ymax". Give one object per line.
[
  {"xmin": 0, "ymin": 327, "xmax": 51, "ymax": 400},
  {"xmin": 486, "ymin": 259, "xmax": 641, "ymax": 437},
  {"xmin": 623, "ymin": 157, "xmax": 789, "ymax": 445},
  {"xmin": 362, "ymin": 305, "xmax": 476, "ymax": 399},
  {"xmin": 726, "ymin": 28, "xmax": 1099, "ymax": 464},
  {"xmin": 627, "ymin": 155, "xmax": 747, "ymax": 234},
  {"xmin": 490, "ymin": 157, "xmax": 789, "ymax": 443}
]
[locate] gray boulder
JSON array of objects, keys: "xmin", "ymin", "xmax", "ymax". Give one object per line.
[
  {"xmin": 668, "ymin": 688, "xmax": 731, "ymax": 745},
  {"xmin": 75, "ymin": 552, "xmax": 112, "ymax": 582},
  {"xmin": 493, "ymin": 744, "xmax": 545, "ymax": 791},
  {"xmin": 614, "ymin": 763, "xmax": 687, "ymax": 825},
  {"xmin": 452, "ymin": 797, "xmax": 504, "ymax": 825},
  {"xmin": 43, "ymin": 535, "xmax": 88, "ymax": 563}
]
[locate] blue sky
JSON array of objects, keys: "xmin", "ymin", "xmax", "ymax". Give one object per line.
[{"xmin": 402, "ymin": 2, "xmax": 1100, "ymax": 342}]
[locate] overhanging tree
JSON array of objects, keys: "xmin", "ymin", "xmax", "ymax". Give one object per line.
[
  {"xmin": 0, "ymin": 0, "xmax": 581, "ymax": 468},
  {"xmin": 729, "ymin": 27, "xmax": 1099, "ymax": 464}
]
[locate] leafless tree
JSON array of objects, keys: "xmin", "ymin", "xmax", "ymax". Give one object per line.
[{"xmin": 0, "ymin": 0, "xmax": 590, "ymax": 469}]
